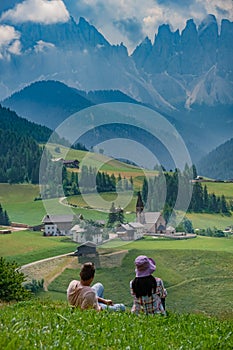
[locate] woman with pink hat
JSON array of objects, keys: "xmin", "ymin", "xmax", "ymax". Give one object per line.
[{"xmin": 130, "ymin": 255, "xmax": 167, "ymax": 315}]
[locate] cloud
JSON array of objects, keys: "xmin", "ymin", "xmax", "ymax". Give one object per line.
[
  {"xmin": 62, "ymin": 0, "xmax": 232, "ymax": 51},
  {"xmin": 114, "ymin": 17, "xmax": 144, "ymax": 45},
  {"xmin": 0, "ymin": 24, "xmax": 21, "ymax": 59},
  {"xmin": 1, "ymin": 0, "xmax": 232, "ymax": 52},
  {"xmin": 1, "ymin": 0, "xmax": 70, "ymax": 24},
  {"xmin": 34, "ymin": 40, "xmax": 55, "ymax": 53}
]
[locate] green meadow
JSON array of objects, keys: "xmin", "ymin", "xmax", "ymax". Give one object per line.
[
  {"xmin": 205, "ymin": 181, "xmax": 233, "ymax": 200},
  {"xmin": 1, "ymin": 182, "xmax": 232, "ymax": 230},
  {"xmin": 0, "ymin": 230, "xmax": 77, "ymax": 266},
  {"xmin": 1, "ymin": 231, "xmax": 233, "ymax": 319},
  {"xmin": 1, "ymin": 230, "xmax": 233, "ymax": 348},
  {"xmin": 1, "ymin": 301, "xmax": 232, "ymax": 350}
]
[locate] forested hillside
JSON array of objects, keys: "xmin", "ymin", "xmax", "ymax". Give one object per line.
[
  {"xmin": 0, "ymin": 105, "xmax": 55, "ymax": 184},
  {"xmin": 0, "ymin": 128, "xmax": 42, "ymax": 183},
  {"xmin": 0, "ymin": 104, "xmax": 54, "ymax": 143},
  {"xmin": 197, "ymin": 138, "xmax": 233, "ymax": 180}
]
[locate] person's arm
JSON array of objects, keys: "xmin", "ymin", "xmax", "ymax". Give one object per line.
[
  {"xmin": 155, "ymin": 277, "xmax": 167, "ymax": 298},
  {"xmin": 97, "ymin": 296, "xmax": 113, "ymax": 305},
  {"xmin": 130, "ymin": 279, "xmax": 135, "ymax": 296}
]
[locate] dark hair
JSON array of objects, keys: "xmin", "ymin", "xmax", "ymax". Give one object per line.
[
  {"xmin": 132, "ymin": 275, "xmax": 157, "ymax": 298},
  {"xmin": 80, "ymin": 262, "xmax": 95, "ymax": 281}
]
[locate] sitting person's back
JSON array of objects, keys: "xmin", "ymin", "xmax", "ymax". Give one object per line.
[
  {"xmin": 67, "ymin": 279, "xmax": 100, "ymax": 310},
  {"xmin": 67, "ymin": 261, "xmax": 125, "ymax": 312},
  {"xmin": 130, "ymin": 255, "xmax": 167, "ymax": 315}
]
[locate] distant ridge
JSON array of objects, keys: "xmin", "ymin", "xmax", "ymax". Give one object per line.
[{"xmin": 197, "ymin": 138, "xmax": 233, "ymax": 180}]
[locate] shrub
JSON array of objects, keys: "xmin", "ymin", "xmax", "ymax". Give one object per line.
[
  {"xmin": 24, "ymin": 279, "xmax": 44, "ymax": 294},
  {"xmin": 0, "ymin": 257, "xmax": 31, "ymax": 302}
]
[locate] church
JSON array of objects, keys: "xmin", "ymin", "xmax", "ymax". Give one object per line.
[{"xmin": 136, "ymin": 192, "xmax": 167, "ymax": 234}]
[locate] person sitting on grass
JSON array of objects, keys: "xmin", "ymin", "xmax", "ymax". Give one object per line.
[
  {"xmin": 130, "ymin": 255, "xmax": 167, "ymax": 315},
  {"xmin": 67, "ymin": 261, "xmax": 125, "ymax": 311}
]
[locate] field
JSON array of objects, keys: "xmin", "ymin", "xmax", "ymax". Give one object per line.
[
  {"xmin": 1, "ymin": 230, "xmax": 233, "ymax": 319},
  {"xmin": 0, "ymin": 230, "xmax": 77, "ymax": 265},
  {"xmin": 205, "ymin": 181, "xmax": 233, "ymax": 200},
  {"xmin": 1, "ymin": 177, "xmax": 233, "ymax": 229},
  {"xmin": 1, "ymin": 230, "xmax": 233, "ymax": 349},
  {"xmin": 1, "ymin": 301, "xmax": 232, "ymax": 350},
  {"xmin": 1, "ymin": 146, "xmax": 233, "ymax": 230}
]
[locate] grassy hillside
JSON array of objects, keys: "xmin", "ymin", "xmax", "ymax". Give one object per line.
[
  {"xmin": 1, "ymin": 301, "xmax": 232, "ymax": 350},
  {"xmin": 47, "ymin": 238, "xmax": 233, "ymax": 317},
  {"xmin": 205, "ymin": 181, "xmax": 233, "ymax": 200},
  {"xmin": 1, "ymin": 182, "xmax": 233, "ymax": 229},
  {"xmin": 0, "ymin": 230, "xmax": 77, "ymax": 266}
]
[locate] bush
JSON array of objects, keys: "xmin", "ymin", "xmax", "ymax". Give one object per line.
[
  {"xmin": 0, "ymin": 257, "xmax": 31, "ymax": 302},
  {"xmin": 24, "ymin": 279, "xmax": 44, "ymax": 294}
]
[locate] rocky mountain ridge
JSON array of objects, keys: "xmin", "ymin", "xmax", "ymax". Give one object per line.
[{"xmin": 0, "ymin": 14, "xmax": 232, "ymax": 111}]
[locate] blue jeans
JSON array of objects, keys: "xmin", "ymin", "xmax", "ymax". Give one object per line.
[{"xmin": 92, "ymin": 282, "xmax": 125, "ymax": 311}]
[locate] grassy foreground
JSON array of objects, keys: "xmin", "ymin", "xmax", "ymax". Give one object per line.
[{"xmin": 0, "ymin": 300, "xmax": 232, "ymax": 350}]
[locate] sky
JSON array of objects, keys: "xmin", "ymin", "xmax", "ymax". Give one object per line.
[{"xmin": 0, "ymin": 0, "xmax": 232, "ymax": 53}]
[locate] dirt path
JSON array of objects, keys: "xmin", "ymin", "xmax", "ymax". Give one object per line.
[
  {"xmin": 20, "ymin": 250, "xmax": 128, "ymax": 291},
  {"xmin": 20, "ymin": 254, "xmax": 79, "ymax": 291}
]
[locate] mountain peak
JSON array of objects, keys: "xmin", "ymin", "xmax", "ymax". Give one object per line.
[
  {"xmin": 198, "ymin": 14, "xmax": 218, "ymax": 36},
  {"xmin": 78, "ymin": 16, "xmax": 110, "ymax": 47}
]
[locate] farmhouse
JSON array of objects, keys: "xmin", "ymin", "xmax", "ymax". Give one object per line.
[
  {"xmin": 116, "ymin": 222, "xmax": 144, "ymax": 241},
  {"xmin": 42, "ymin": 214, "xmax": 74, "ymax": 236},
  {"xmin": 71, "ymin": 224, "xmax": 103, "ymax": 244},
  {"xmin": 73, "ymin": 241, "xmax": 97, "ymax": 257},
  {"xmin": 52, "ymin": 158, "xmax": 79, "ymax": 168}
]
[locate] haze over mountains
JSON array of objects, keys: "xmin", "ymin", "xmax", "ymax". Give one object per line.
[
  {"xmin": 0, "ymin": 13, "xmax": 232, "ymax": 177},
  {"xmin": 0, "ymin": 14, "xmax": 232, "ymax": 108}
]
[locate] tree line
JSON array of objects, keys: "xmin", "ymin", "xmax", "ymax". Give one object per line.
[
  {"xmin": 41, "ymin": 162, "xmax": 134, "ymax": 199},
  {"xmin": 141, "ymin": 165, "xmax": 231, "ymax": 215}
]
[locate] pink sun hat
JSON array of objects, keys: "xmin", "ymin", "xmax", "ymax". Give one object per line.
[{"xmin": 134, "ymin": 255, "xmax": 156, "ymax": 277}]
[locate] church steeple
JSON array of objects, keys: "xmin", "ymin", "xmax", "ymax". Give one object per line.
[
  {"xmin": 136, "ymin": 192, "xmax": 145, "ymax": 224},
  {"xmin": 136, "ymin": 191, "xmax": 144, "ymax": 214}
]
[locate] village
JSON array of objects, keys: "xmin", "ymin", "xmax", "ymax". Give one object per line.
[{"xmin": 41, "ymin": 192, "xmax": 196, "ymax": 254}]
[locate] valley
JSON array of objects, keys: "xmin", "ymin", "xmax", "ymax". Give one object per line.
[{"xmin": 0, "ymin": 4, "xmax": 232, "ymax": 348}]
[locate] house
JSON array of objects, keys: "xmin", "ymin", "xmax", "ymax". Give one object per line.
[
  {"xmin": 73, "ymin": 241, "xmax": 97, "ymax": 257},
  {"xmin": 116, "ymin": 222, "xmax": 144, "ymax": 241},
  {"xmin": 52, "ymin": 158, "xmax": 79, "ymax": 168},
  {"xmin": 62, "ymin": 159, "xmax": 79, "ymax": 168},
  {"xmin": 71, "ymin": 224, "xmax": 103, "ymax": 244},
  {"xmin": 42, "ymin": 214, "xmax": 74, "ymax": 236},
  {"xmin": 166, "ymin": 226, "xmax": 176, "ymax": 234}
]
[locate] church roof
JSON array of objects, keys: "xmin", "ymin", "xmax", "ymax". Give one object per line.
[{"xmin": 144, "ymin": 212, "xmax": 161, "ymax": 223}]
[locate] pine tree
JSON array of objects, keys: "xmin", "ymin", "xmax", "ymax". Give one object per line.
[
  {"xmin": 191, "ymin": 182, "xmax": 204, "ymax": 212},
  {"xmin": 107, "ymin": 202, "xmax": 117, "ymax": 226},
  {"xmin": 116, "ymin": 206, "xmax": 124, "ymax": 223},
  {"xmin": 142, "ymin": 177, "xmax": 148, "ymax": 205},
  {"xmin": 220, "ymin": 195, "xmax": 230, "ymax": 215},
  {"xmin": 203, "ymin": 185, "xmax": 209, "ymax": 210},
  {"xmin": 0, "ymin": 204, "xmax": 10, "ymax": 226},
  {"xmin": 3, "ymin": 210, "xmax": 11, "ymax": 226}
]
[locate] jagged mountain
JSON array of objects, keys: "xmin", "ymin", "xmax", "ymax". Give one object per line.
[
  {"xmin": 197, "ymin": 138, "xmax": 233, "ymax": 180},
  {"xmin": 0, "ymin": 14, "xmax": 232, "ymax": 174},
  {"xmin": 0, "ymin": 15, "xmax": 232, "ymax": 110},
  {"xmin": 132, "ymin": 15, "xmax": 233, "ymax": 108}
]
